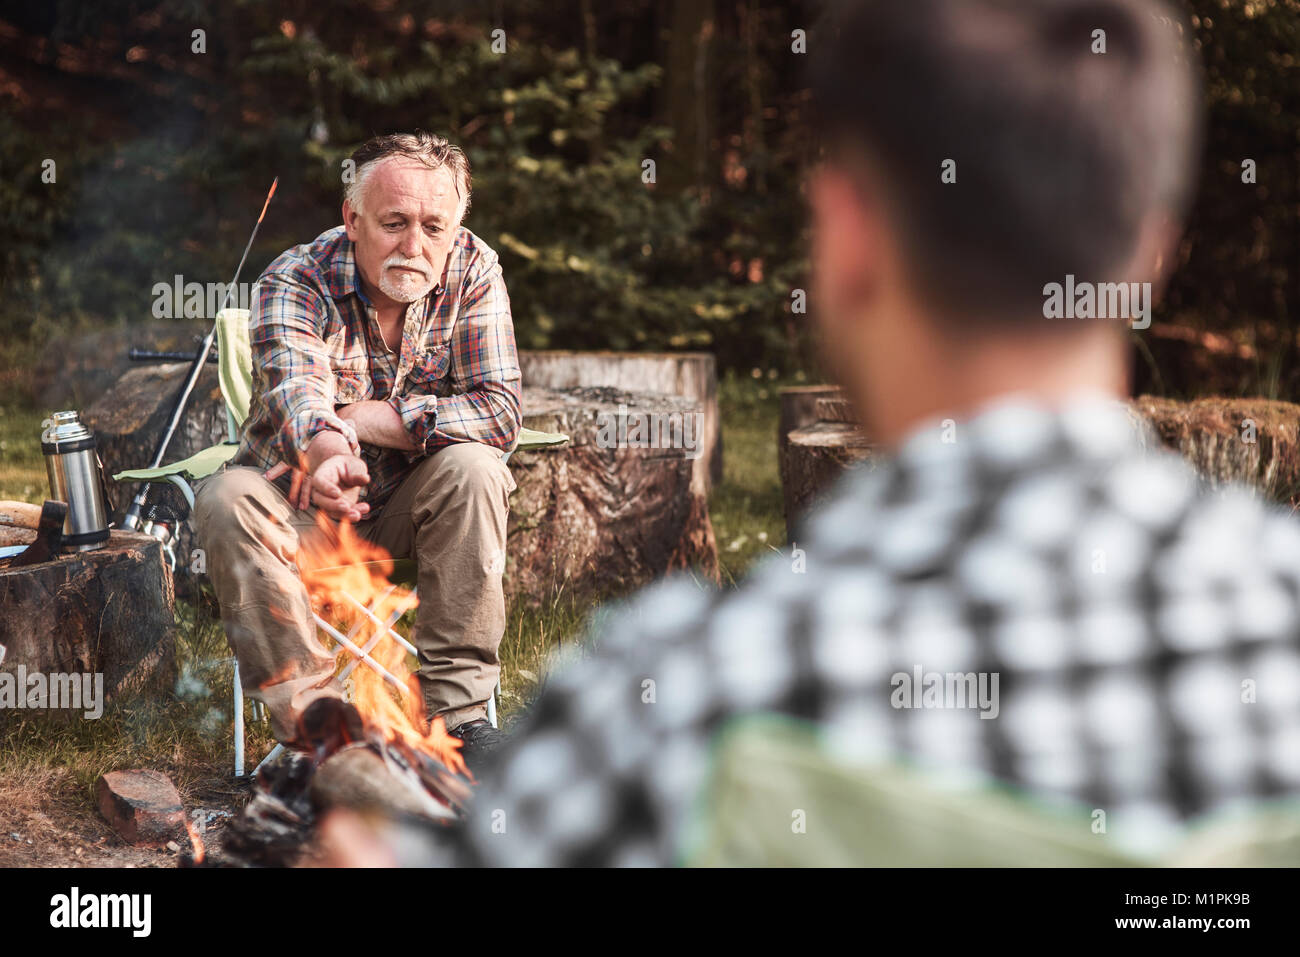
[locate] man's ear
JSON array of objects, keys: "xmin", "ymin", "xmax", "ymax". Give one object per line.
[
  {"xmin": 342, "ymin": 200, "xmax": 359, "ymax": 241},
  {"xmin": 810, "ymin": 164, "xmax": 883, "ymax": 324}
]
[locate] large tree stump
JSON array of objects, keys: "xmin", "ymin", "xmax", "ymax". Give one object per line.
[
  {"xmin": 85, "ymin": 363, "xmax": 718, "ymax": 605},
  {"xmin": 507, "ymin": 385, "xmax": 718, "ymax": 605},
  {"xmin": 1131, "ymin": 396, "xmax": 1300, "ymax": 504},
  {"xmin": 778, "ymin": 385, "xmax": 878, "ymax": 537},
  {"xmin": 520, "ymin": 350, "xmax": 721, "ymax": 494},
  {"xmin": 0, "ymin": 530, "xmax": 177, "ymax": 703},
  {"xmin": 33, "ymin": 319, "xmax": 212, "ymax": 411}
]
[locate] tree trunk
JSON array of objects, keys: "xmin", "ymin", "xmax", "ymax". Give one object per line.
[
  {"xmin": 520, "ymin": 349, "xmax": 721, "ymax": 492},
  {"xmin": 0, "ymin": 530, "xmax": 177, "ymax": 702},
  {"xmin": 659, "ymin": 0, "xmax": 716, "ymax": 191}
]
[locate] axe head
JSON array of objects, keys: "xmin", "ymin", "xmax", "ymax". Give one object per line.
[{"xmin": 9, "ymin": 501, "xmax": 68, "ymax": 568}]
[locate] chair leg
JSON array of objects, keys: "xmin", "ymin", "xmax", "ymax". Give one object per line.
[
  {"xmin": 487, "ymin": 678, "xmax": 500, "ymax": 729},
  {"xmin": 233, "ymin": 657, "xmax": 245, "ymax": 778},
  {"xmin": 254, "ymin": 742, "xmax": 284, "ymax": 776}
]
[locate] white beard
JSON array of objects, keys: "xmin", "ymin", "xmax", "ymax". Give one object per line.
[{"xmin": 378, "ymin": 257, "xmax": 435, "ymax": 303}]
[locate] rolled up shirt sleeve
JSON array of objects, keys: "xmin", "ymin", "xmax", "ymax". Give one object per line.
[
  {"xmin": 251, "ymin": 274, "xmax": 361, "ymax": 466},
  {"xmin": 387, "ymin": 260, "xmax": 522, "ymax": 458}
]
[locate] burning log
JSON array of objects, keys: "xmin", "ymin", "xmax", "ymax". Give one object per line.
[{"xmin": 221, "ymin": 733, "xmax": 469, "ymax": 867}]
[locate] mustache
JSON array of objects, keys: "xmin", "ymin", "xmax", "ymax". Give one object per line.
[{"xmin": 382, "ymin": 256, "xmax": 431, "ymax": 279}]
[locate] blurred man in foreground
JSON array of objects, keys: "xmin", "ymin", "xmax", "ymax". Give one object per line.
[{"xmin": 344, "ymin": 0, "xmax": 1300, "ymax": 865}]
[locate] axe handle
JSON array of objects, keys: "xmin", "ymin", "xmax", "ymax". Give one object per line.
[{"xmin": 0, "ymin": 501, "xmax": 43, "ymax": 530}]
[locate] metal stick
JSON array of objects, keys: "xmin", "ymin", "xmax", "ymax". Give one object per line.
[
  {"xmin": 342, "ymin": 590, "xmax": 418, "ymax": 657},
  {"xmin": 315, "ymin": 615, "xmax": 410, "ymax": 693}
]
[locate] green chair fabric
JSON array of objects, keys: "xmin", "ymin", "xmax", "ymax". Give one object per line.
[
  {"xmin": 217, "ymin": 307, "xmax": 252, "ymax": 429},
  {"xmin": 114, "ymin": 307, "xmax": 569, "ymax": 484},
  {"xmin": 114, "ymin": 442, "xmax": 240, "ymax": 483}
]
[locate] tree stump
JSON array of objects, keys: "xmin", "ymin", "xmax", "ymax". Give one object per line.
[
  {"xmin": 85, "ymin": 362, "xmax": 718, "ymax": 606},
  {"xmin": 778, "ymin": 385, "xmax": 843, "ymax": 459},
  {"xmin": 33, "ymin": 319, "xmax": 211, "ymax": 412},
  {"xmin": 0, "ymin": 530, "xmax": 177, "ymax": 703},
  {"xmin": 84, "ymin": 361, "xmax": 228, "ymax": 586},
  {"xmin": 507, "ymin": 385, "xmax": 719, "ymax": 605},
  {"xmin": 1131, "ymin": 396, "xmax": 1300, "ymax": 504},
  {"xmin": 780, "ymin": 422, "xmax": 876, "ymax": 538},
  {"xmin": 520, "ymin": 350, "xmax": 722, "ymax": 494}
]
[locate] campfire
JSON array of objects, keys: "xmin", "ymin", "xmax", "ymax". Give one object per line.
[{"xmin": 210, "ymin": 514, "xmax": 474, "ymax": 867}]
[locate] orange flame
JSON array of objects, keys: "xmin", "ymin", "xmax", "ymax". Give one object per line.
[
  {"xmin": 296, "ymin": 512, "xmax": 469, "ymax": 779},
  {"xmin": 186, "ymin": 818, "xmax": 206, "ymax": 865}
]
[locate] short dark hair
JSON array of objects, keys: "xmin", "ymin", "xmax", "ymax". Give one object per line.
[
  {"xmin": 810, "ymin": 0, "xmax": 1202, "ymax": 329},
  {"xmin": 345, "ymin": 130, "xmax": 472, "ymax": 220}
]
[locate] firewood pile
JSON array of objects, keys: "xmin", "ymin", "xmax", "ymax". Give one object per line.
[{"xmin": 204, "ymin": 698, "xmax": 470, "ymax": 868}]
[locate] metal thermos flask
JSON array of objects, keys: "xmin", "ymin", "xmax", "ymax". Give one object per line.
[{"xmin": 41, "ymin": 411, "xmax": 111, "ymax": 552}]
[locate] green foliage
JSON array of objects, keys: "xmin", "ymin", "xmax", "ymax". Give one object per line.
[
  {"xmin": 0, "ymin": 0, "xmax": 1293, "ymax": 391},
  {"xmin": 241, "ymin": 26, "xmax": 800, "ymax": 363}
]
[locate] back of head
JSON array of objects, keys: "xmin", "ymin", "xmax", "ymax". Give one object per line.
[{"xmin": 810, "ymin": 0, "xmax": 1203, "ymax": 332}]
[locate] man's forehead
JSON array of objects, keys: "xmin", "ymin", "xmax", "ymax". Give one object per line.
[{"xmin": 366, "ymin": 157, "xmax": 459, "ymax": 214}]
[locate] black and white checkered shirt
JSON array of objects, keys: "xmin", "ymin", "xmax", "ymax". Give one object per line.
[{"xmin": 449, "ymin": 393, "xmax": 1300, "ymax": 865}]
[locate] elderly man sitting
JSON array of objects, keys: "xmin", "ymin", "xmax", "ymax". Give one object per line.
[{"xmin": 194, "ymin": 131, "xmax": 521, "ymax": 767}]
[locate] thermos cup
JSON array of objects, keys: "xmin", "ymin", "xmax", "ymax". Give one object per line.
[{"xmin": 41, "ymin": 410, "xmax": 111, "ymax": 551}]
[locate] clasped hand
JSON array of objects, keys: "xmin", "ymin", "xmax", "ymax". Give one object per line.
[{"xmin": 264, "ymin": 453, "xmax": 370, "ymax": 523}]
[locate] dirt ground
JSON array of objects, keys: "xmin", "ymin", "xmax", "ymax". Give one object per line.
[{"xmin": 0, "ymin": 766, "xmax": 250, "ymax": 868}]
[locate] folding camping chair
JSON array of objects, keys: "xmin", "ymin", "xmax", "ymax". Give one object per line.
[{"xmin": 114, "ymin": 308, "xmax": 570, "ymax": 775}]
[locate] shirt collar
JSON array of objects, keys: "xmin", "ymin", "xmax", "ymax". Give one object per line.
[{"xmin": 892, "ymin": 390, "xmax": 1154, "ymax": 480}]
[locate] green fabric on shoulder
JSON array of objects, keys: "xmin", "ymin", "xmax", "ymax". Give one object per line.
[
  {"xmin": 680, "ymin": 714, "xmax": 1142, "ymax": 867},
  {"xmin": 680, "ymin": 714, "xmax": 1300, "ymax": 866}
]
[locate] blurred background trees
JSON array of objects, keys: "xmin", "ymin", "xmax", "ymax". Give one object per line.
[{"xmin": 0, "ymin": 0, "xmax": 1294, "ymax": 400}]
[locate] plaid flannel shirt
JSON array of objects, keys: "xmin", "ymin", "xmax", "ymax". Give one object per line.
[
  {"xmin": 233, "ymin": 225, "xmax": 521, "ymax": 509},
  {"xmin": 443, "ymin": 393, "xmax": 1300, "ymax": 865}
]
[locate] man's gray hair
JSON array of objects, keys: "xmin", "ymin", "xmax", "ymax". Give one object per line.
[{"xmin": 345, "ymin": 130, "xmax": 472, "ymax": 222}]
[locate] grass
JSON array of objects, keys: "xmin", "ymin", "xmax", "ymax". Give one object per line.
[
  {"xmin": 0, "ymin": 371, "xmax": 799, "ymax": 809},
  {"xmin": 0, "ymin": 405, "xmax": 49, "ymax": 502},
  {"xmin": 711, "ymin": 368, "xmax": 794, "ymax": 583}
]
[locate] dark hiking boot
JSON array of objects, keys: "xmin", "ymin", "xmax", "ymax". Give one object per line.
[{"xmin": 449, "ymin": 718, "xmax": 505, "ymax": 775}]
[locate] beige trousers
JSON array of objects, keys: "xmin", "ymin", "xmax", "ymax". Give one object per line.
[{"xmin": 192, "ymin": 443, "xmax": 516, "ymax": 744}]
